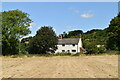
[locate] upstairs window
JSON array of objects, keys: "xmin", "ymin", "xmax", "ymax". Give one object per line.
[{"xmin": 72, "ymin": 44, "xmax": 75, "ymax": 46}]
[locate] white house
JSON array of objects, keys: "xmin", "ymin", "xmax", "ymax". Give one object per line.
[{"xmin": 55, "ymin": 36, "xmax": 86, "ymax": 54}]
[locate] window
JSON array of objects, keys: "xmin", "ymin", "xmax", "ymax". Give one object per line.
[
  {"xmin": 62, "ymin": 44, "xmax": 65, "ymax": 46},
  {"xmin": 67, "ymin": 50, "xmax": 70, "ymax": 53},
  {"xmin": 72, "ymin": 44, "xmax": 75, "ymax": 46},
  {"xmin": 62, "ymin": 50, "xmax": 65, "ymax": 52},
  {"xmin": 72, "ymin": 50, "xmax": 76, "ymax": 52}
]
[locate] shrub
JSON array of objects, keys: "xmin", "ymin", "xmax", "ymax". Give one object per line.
[
  {"xmin": 85, "ymin": 42, "xmax": 106, "ymax": 54},
  {"xmin": 97, "ymin": 47, "xmax": 106, "ymax": 54}
]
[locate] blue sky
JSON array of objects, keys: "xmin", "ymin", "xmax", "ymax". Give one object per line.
[{"xmin": 2, "ymin": 2, "xmax": 118, "ymax": 36}]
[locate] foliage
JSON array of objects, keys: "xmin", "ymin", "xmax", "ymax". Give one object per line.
[
  {"xmin": 85, "ymin": 29, "xmax": 102, "ymax": 34},
  {"xmin": 72, "ymin": 52, "xmax": 84, "ymax": 56},
  {"xmin": 105, "ymin": 50, "xmax": 120, "ymax": 55},
  {"xmin": 106, "ymin": 12, "xmax": 120, "ymax": 51},
  {"xmin": 83, "ymin": 30, "xmax": 108, "ymax": 45},
  {"xmin": 19, "ymin": 43, "xmax": 28, "ymax": 54},
  {"xmin": 1, "ymin": 9, "xmax": 32, "ymax": 55},
  {"xmin": 62, "ymin": 32, "xmax": 68, "ymax": 38},
  {"xmin": 84, "ymin": 41, "xmax": 106, "ymax": 54},
  {"xmin": 28, "ymin": 26, "xmax": 58, "ymax": 54},
  {"xmin": 21, "ymin": 36, "xmax": 32, "ymax": 52},
  {"xmin": 62, "ymin": 30, "xmax": 83, "ymax": 38}
]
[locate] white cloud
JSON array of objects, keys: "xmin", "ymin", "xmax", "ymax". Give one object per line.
[
  {"xmin": 80, "ymin": 13, "xmax": 93, "ymax": 18},
  {"xmin": 69, "ymin": 7, "xmax": 93, "ymax": 18}
]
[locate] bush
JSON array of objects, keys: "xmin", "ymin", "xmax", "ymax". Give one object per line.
[
  {"xmin": 19, "ymin": 43, "xmax": 28, "ymax": 55},
  {"xmin": 97, "ymin": 47, "xmax": 106, "ymax": 54},
  {"xmin": 85, "ymin": 42, "xmax": 106, "ymax": 54}
]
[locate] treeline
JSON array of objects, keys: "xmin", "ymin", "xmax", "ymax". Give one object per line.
[{"xmin": 1, "ymin": 9, "xmax": 120, "ymax": 55}]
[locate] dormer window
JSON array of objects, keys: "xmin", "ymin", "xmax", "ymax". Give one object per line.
[
  {"xmin": 62, "ymin": 44, "xmax": 65, "ymax": 46},
  {"xmin": 72, "ymin": 44, "xmax": 75, "ymax": 46}
]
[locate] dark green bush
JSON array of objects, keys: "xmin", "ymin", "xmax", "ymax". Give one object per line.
[{"xmin": 84, "ymin": 42, "xmax": 106, "ymax": 54}]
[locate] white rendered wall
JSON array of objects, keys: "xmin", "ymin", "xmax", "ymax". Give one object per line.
[
  {"xmin": 55, "ymin": 44, "xmax": 79, "ymax": 54},
  {"xmin": 78, "ymin": 38, "xmax": 82, "ymax": 52}
]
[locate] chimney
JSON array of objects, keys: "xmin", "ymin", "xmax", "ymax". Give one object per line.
[{"xmin": 59, "ymin": 34, "xmax": 62, "ymax": 39}]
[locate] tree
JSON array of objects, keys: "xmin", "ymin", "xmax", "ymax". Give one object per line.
[
  {"xmin": 106, "ymin": 12, "xmax": 120, "ymax": 51},
  {"xmin": 62, "ymin": 32, "xmax": 68, "ymax": 38},
  {"xmin": 28, "ymin": 26, "xmax": 58, "ymax": 54},
  {"xmin": 65, "ymin": 30, "xmax": 83, "ymax": 38},
  {"xmin": 1, "ymin": 10, "xmax": 32, "ymax": 55},
  {"xmin": 85, "ymin": 29, "xmax": 102, "ymax": 34}
]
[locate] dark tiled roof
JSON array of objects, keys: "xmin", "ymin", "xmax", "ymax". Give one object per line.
[{"xmin": 58, "ymin": 38, "xmax": 79, "ymax": 45}]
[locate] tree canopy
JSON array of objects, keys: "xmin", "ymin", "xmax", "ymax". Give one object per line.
[
  {"xmin": 1, "ymin": 10, "xmax": 32, "ymax": 55},
  {"xmin": 28, "ymin": 26, "xmax": 58, "ymax": 54},
  {"xmin": 62, "ymin": 30, "xmax": 83, "ymax": 38},
  {"xmin": 106, "ymin": 12, "xmax": 120, "ymax": 51}
]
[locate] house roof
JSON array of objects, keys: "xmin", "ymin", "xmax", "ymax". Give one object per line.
[{"xmin": 58, "ymin": 38, "xmax": 79, "ymax": 45}]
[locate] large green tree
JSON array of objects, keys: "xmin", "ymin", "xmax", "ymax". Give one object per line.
[
  {"xmin": 1, "ymin": 10, "xmax": 32, "ymax": 55},
  {"xmin": 106, "ymin": 12, "xmax": 120, "ymax": 51},
  {"xmin": 29, "ymin": 26, "xmax": 58, "ymax": 54}
]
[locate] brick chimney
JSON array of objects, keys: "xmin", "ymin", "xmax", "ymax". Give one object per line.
[{"xmin": 59, "ymin": 34, "xmax": 62, "ymax": 39}]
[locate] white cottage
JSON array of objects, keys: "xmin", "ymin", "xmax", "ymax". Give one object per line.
[{"xmin": 55, "ymin": 37, "xmax": 86, "ymax": 54}]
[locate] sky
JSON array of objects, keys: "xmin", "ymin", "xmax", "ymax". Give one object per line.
[{"xmin": 2, "ymin": 2, "xmax": 118, "ymax": 37}]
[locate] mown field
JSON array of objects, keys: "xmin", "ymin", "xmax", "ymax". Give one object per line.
[{"xmin": 1, "ymin": 55, "xmax": 118, "ymax": 78}]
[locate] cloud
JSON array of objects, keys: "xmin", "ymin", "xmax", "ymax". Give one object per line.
[
  {"xmin": 80, "ymin": 13, "xmax": 93, "ymax": 18},
  {"xmin": 69, "ymin": 7, "xmax": 93, "ymax": 18}
]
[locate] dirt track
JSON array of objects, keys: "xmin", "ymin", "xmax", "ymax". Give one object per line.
[{"xmin": 1, "ymin": 55, "xmax": 118, "ymax": 78}]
